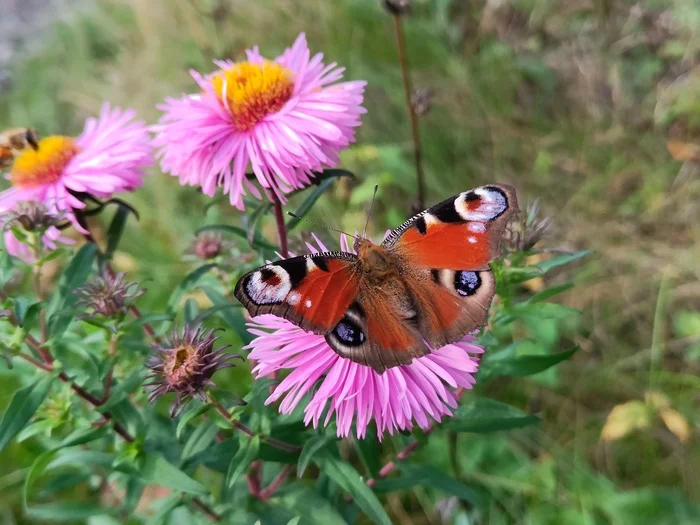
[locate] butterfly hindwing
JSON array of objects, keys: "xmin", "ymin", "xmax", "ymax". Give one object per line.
[
  {"xmin": 324, "ymin": 280, "xmax": 428, "ymax": 374},
  {"xmin": 383, "ymin": 184, "xmax": 518, "ymax": 347},
  {"xmin": 234, "ymin": 252, "xmax": 359, "ymax": 334}
]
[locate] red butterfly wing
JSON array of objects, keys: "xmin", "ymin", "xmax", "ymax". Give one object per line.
[{"xmin": 234, "ymin": 253, "xmax": 359, "ymax": 334}]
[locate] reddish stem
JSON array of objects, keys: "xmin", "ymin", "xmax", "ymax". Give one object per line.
[
  {"xmin": 246, "ymin": 461, "xmax": 262, "ymax": 497},
  {"xmin": 259, "ymin": 465, "xmax": 293, "ymax": 500},
  {"xmin": 270, "ymin": 194, "xmax": 289, "ymax": 258},
  {"xmin": 366, "ymin": 388, "xmax": 465, "ymax": 487},
  {"xmin": 393, "ymin": 14, "xmax": 426, "ymax": 211}
]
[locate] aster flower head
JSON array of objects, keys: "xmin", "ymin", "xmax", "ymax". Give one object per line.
[
  {"xmin": 74, "ymin": 271, "xmax": 145, "ymax": 320},
  {"xmin": 505, "ymin": 198, "xmax": 553, "ymax": 252},
  {"xmin": 0, "ymin": 104, "xmax": 153, "ymax": 233},
  {"xmin": 1, "ymin": 201, "xmax": 74, "ymax": 264},
  {"xmin": 245, "ymin": 234, "xmax": 485, "ymax": 439},
  {"xmin": 145, "ymin": 325, "xmax": 242, "ymax": 417},
  {"xmin": 382, "ymin": 0, "xmax": 411, "ymax": 15},
  {"xmin": 185, "ymin": 232, "xmax": 231, "ymax": 261},
  {"xmin": 153, "ymin": 33, "xmax": 366, "ymax": 210}
]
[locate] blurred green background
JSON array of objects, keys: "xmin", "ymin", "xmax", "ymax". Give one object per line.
[{"xmin": 1, "ymin": 0, "xmax": 700, "ymax": 523}]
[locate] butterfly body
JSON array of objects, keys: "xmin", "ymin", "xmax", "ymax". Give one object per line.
[{"xmin": 235, "ymin": 184, "xmax": 518, "ymax": 373}]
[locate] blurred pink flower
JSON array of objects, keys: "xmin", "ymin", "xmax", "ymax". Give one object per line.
[
  {"xmin": 153, "ymin": 33, "xmax": 366, "ymax": 210},
  {"xmin": 0, "ymin": 104, "xmax": 153, "ymax": 232},
  {"xmin": 3, "ymin": 226, "xmax": 74, "ymax": 264},
  {"xmin": 245, "ymin": 234, "xmax": 484, "ymax": 439}
]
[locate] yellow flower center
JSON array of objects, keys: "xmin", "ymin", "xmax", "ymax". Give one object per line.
[
  {"xmin": 211, "ymin": 61, "xmax": 294, "ymax": 131},
  {"xmin": 10, "ymin": 136, "xmax": 79, "ymax": 189}
]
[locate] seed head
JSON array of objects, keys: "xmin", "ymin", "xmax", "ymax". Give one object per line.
[
  {"xmin": 75, "ymin": 271, "xmax": 145, "ymax": 319},
  {"xmin": 3, "ymin": 202, "xmax": 64, "ymax": 232},
  {"xmin": 505, "ymin": 199, "xmax": 553, "ymax": 252},
  {"xmin": 411, "ymin": 88, "xmax": 433, "ymax": 116},
  {"xmin": 382, "ymin": 0, "xmax": 411, "ymax": 15},
  {"xmin": 144, "ymin": 325, "xmax": 242, "ymax": 417}
]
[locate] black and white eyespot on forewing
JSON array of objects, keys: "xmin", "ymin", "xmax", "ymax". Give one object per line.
[
  {"xmin": 244, "ymin": 265, "xmax": 292, "ymax": 305},
  {"xmin": 454, "ymin": 186, "xmax": 508, "ymax": 222}
]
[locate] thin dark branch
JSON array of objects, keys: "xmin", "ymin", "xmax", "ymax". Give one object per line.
[{"xmin": 393, "ymin": 14, "xmax": 426, "ymax": 211}]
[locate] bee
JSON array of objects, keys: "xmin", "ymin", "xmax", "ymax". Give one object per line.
[{"xmin": 0, "ymin": 128, "xmax": 40, "ymax": 171}]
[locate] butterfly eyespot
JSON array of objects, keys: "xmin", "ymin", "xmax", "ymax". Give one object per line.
[
  {"xmin": 332, "ymin": 318, "xmax": 366, "ymax": 346},
  {"xmin": 454, "ymin": 271, "xmax": 481, "ymax": 296}
]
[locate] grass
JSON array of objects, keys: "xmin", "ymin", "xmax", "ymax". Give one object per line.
[{"xmin": 1, "ymin": 0, "xmax": 700, "ymax": 522}]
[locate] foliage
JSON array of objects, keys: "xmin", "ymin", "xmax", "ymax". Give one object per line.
[{"xmin": 1, "ymin": 0, "xmax": 699, "ymax": 523}]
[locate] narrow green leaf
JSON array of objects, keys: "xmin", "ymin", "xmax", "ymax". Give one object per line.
[
  {"xmin": 176, "ymin": 402, "xmax": 212, "ymax": 439},
  {"xmin": 202, "ymin": 286, "xmax": 252, "ymax": 344},
  {"xmin": 27, "ymin": 502, "xmax": 110, "ymax": 521},
  {"xmin": 316, "ymin": 455, "xmax": 391, "ymax": 525},
  {"xmin": 140, "ymin": 454, "xmax": 208, "ymax": 495},
  {"xmin": 0, "ymin": 373, "xmax": 56, "ymax": 452},
  {"xmin": 481, "ymin": 346, "xmax": 579, "ymax": 378},
  {"xmin": 445, "ymin": 398, "xmax": 539, "ymax": 433},
  {"xmin": 286, "ymin": 176, "xmax": 343, "ymax": 230},
  {"xmin": 146, "ymin": 493, "xmax": 182, "ymax": 525},
  {"xmin": 279, "ymin": 486, "xmax": 348, "ymax": 525},
  {"xmin": 226, "ymin": 435, "xmax": 260, "ymax": 488},
  {"xmin": 24, "ymin": 449, "xmax": 59, "ymax": 509},
  {"xmin": 167, "ymin": 263, "xmax": 217, "ymax": 312},
  {"xmin": 183, "ymin": 298, "xmax": 199, "ymax": 324},
  {"xmin": 298, "ymin": 435, "xmax": 331, "ymax": 478},
  {"xmin": 47, "ymin": 243, "xmax": 97, "ymax": 338},
  {"xmin": 398, "ymin": 464, "xmax": 482, "ymax": 506},
  {"xmin": 196, "ymin": 224, "xmax": 277, "ymax": 251},
  {"xmin": 105, "ymin": 203, "xmax": 132, "ymax": 259},
  {"xmin": 181, "ymin": 421, "xmax": 219, "ymax": 463},
  {"xmin": 534, "ymin": 250, "xmax": 593, "ymax": 273},
  {"xmin": 526, "ymin": 283, "xmax": 574, "ymax": 303}
]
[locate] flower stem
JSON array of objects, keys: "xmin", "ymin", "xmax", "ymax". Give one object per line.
[
  {"xmin": 259, "ymin": 465, "xmax": 293, "ymax": 500},
  {"xmin": 270, "ymin": 194, "xmax": 289, "ymax": 257},
  {"xmin": 365, "ymin": 387, "xmax": 466, "ymax": 487},
  {"xmin": 392, "ymin": 14, "xmax": 426, "ymax": 211},
  {"xmin": 209, "ymin": 396, "xmax": 302, "ymax": 452}
]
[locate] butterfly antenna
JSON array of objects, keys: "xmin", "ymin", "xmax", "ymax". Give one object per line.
[
  {"xmin": 287, "ymin": 212, "xmax": 355, "ymax": 239},
  {"xmin": 362, "ymin": 185, "xmax": 379, "ymax": 239}
]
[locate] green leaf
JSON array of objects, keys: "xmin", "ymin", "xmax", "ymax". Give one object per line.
[
  {"xmin": 140, "ymin": 454, "xmax": 208, "ymax": 495},
  {"xmin": 481, "ymin": 346, "xmax": 578, "ymax": 378},
  {"xmin": 202, "ymin": 286, "xmax": 252, "ymax": 344},
  {"xmin": 298, "ymin": 435, "xmax": 332, "ymax": 478},
  {"xmin": 26, "ymin": 502, "xmax": 111, "ymax": 521},
  {"xmin": 278, "ymin": 486, "xmax": 348, "ymax": 525},
  {"xmin": 105, "ymin": 202, "xmax": 133, "ymax": 260},
  {"xmin": 0, "ymin": 373, "xmax": 56, "ymax": 453},
  {"xmin": 316, "ymin": 455, "xmax": 391, "ymax": 525},
  {"xmin": 24, "ymin": 449, "xmax": 60, "ymax": 509},
  {"xmin": 226, "ymin": 435, "xmax": 260, "ymax": 488},
  {"xmin": 176, "ymin": 402, "xmax": 212, "ymax": 439},
  {"xmin": 445, "ymin": 398, "xmax": 539, "ymax": 433},
  {"xmin": 181, "ymin": 421, "xmax": 219, "ymax": 463},
  {"xmin": 526, "ymin": 283, "xmax": 574, "ymax": 303},
  {"xmin": 97, "ymin": 371, "xmax": 144, "ymax": 412},
  {"xmin": 196, "ymin": 224, "xmax": 277, "ymax": 251},
  {"xmin": 397, "ymin": 464, "xmax": 482, "ymax": 506},
  {"xmin": 183, "ymin": 298, "xmax": 199, "ymax": 324},
  {"xmin": 534, "ymin": 250, "xmax": 593, "ymax": 273},
  {"xmin": 167, "ymin": 263, "xmax": 217, "ymax": 312},
  {"xmin": 47, "ymin": 243, "xmax": 98, "ymax": 338},
  {"xmin": 287, "ymin": 173, "xmax": 350, "ymax": 231}
]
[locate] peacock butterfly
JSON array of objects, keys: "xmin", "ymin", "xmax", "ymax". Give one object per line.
[{"xmin": 234, "ymin": 184, "xmax": 518, "ymax": 373}]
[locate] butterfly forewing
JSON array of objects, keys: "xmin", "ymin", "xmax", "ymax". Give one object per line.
[{"xmin": 233, "ymin": 252, "xmax": 360, "ymax": 334}]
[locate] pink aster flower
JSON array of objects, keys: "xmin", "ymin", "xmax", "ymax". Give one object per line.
[
  {"xmin": 0, "ymin": 103, "xmax": 153, "ymax": 232},
  {"xmin": 153, "ymin": 33, "xmax": 366, "ymax": 210},
  {"xmin": 245, "ymin": 234, "xmax": 485, "ymax": 439}
]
